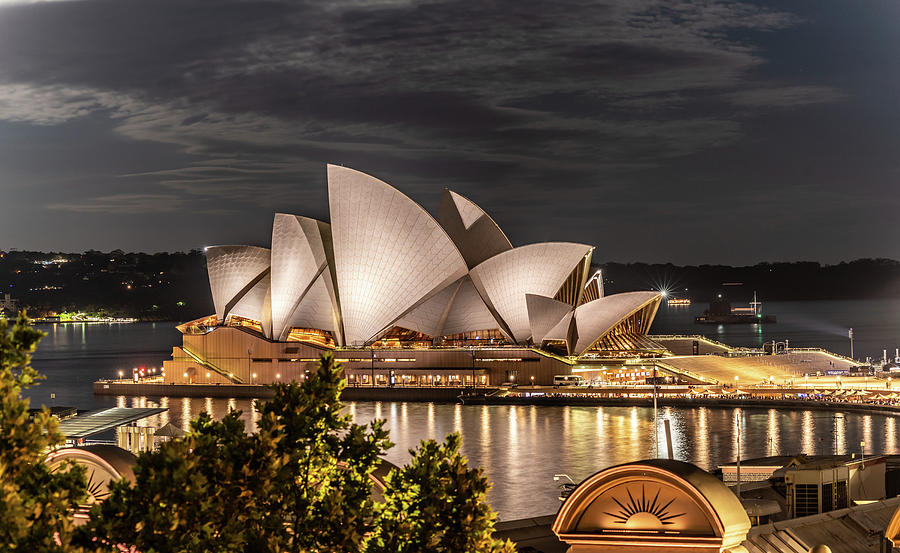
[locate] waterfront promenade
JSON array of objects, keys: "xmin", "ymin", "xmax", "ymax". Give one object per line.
[{"xmin": 96, "ymin": 337, "xmax": 895, "ymax": 411}]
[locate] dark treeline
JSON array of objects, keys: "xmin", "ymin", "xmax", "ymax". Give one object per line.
[
  {"xmin": 1, "ymin": 250, "xmax": 897, "ymax": 321},
  {"xmin": 0, "ymin": 249, "xmax": 212, "ymax": 320},
  {"xmin": 601, "ymin": 258, "xmax": 900, "ymax": 302}
]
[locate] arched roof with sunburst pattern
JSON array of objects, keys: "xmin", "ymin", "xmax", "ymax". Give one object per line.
[{"xmin": 552, "ymin": 459, "xmax": 750, "ymax": 552}]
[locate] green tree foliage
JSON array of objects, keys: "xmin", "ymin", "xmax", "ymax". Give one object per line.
[
  {"xmin": 367, "ymin": 433, "xmax": 515, "ymax": 553},
  {"xmin": 79, "ymin": 352, "xmax": 513, "ymax": 552},
  {"xmin": 0, "ymin": 313, "xmax": 87, "ymax": 551},
  {"xmin": 81, "ymin": 353, "xmax": 392, "ymax": 553},
  {"xmin": 81, "ymin": 411, "xmax": 282, "ymax": 553},
  {"xmin": 256, "ymin": 354, "xmax": 392, "ymax": 552}
]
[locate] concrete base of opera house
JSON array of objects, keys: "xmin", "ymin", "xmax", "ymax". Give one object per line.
[
  {"xmin": 93, "ymin": 380, "xmax": 476, "ymax": 401},
  {"xmin": 160, "ymin": 325, "xmax": 578, "ymax": 388}
]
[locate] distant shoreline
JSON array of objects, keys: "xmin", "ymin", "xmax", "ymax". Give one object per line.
[{"xmin": 2, "ymin": 250, "xmax": 898, "ymax": 321}]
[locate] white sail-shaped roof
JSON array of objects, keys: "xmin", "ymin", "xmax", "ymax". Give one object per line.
[
  {"xmin": 441, "ymin": 277, "xmax": 501, "ymax": 336},
  {"xmin": 281, "ymin": 271, "xmax": 337, "ymax": 336},
  {"xmin": 582, "ymin": 270, "xmax": 604, "ymax": 304},
  {"xmin": 393, "ymin": 279, "xmax": 461, "ymax": 338},
  {"xmin": 449, "ymin": 191, "xmax": 483, "ymax": 229},
  {"xmin": 201, "ymin": 165, "xmax": 664, "ymax": 353},
  {"xmin": 205, "ymin": 245, "xmax": 271, "ymax": 322},
  {"xmin": 327, "ymin": 165, "xmax": 469, "ymax": 345},
  {"xmin": 526, "ymin": 294, "xmax": 574, "ymax": 344},
  {"xmin": 572, "ymin": 291, "xmax": 661, "ymax": 355},
  {"xmin": 469, "ymin": 242, "xmax": 593, "ymax": 343},
  {"xmin": 437, "ymin": 189, "xmax": 512, "ymax": 269},
  {"xmin": 544, "ymin": 310, "xmax": 573, "ymax": 343},
  {"xmin": 270, "ymin": 214, "xmax": 331, "ymax": 340},
  {"xmin": 228, "ymin": 272, "xmax": 272, "ymax": 335}
]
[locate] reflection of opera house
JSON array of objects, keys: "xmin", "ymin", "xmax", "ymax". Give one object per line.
[{"xmin": 163, "ymin": 165, "xmax": 662, "ymax": 387}]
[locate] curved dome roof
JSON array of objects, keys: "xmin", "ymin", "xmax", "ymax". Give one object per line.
[
  {"xmin": 270, "ymin": 214, "xmax": 332, "ymax": 340},
  {"xmin": 552, "ymin": 459, "xmax": 750, "ymax": 551},
  {"xmin": 281, "ymin": 271, "xmax": 337, "ymax": 337},
  {"xmin": 228, "ymin": 272, "xmax": 272, "ymax": 335},
  {"xmin": 469, "ymin": 242, "xmax": 592, "ymax": 343},
  {"xmin": 393, "ymin": 278, "xmax": 462, "ymax": 339},
  {"xmin": 526, "ymin": 294, "xmax": 573, "ymax": 345},
  {"xmin": 440, "ymin": 276, "xmax": 500, "ymax": 337},
  {"xmin": 572, "ymin": 291, "xmax": 662, "ymax": 355},
  {"xmin": 327, "ymin": 165, "xmax": 468, "ymax": 345},
  {"xmin": 200, "ymin": 165, "xmax": 661, "ymax": 351},
  {"xmin": 206, "ymin": 245, "xmax": 271, "ymax": 322},
  {"xmin": 46, "ymin": 444, "xmax": 137, "ymax": 483},
  {"xmin": 437, "ymin": 189, "xmax": 512, "ymax": 269}
]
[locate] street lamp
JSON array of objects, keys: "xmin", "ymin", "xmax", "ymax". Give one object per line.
[
  {"xmin": 251, "ymin": 372, "xmax": 257, "ymax": 384},
  {"xmin": 531, "ymin": 375, "xmax": 535, "ymax": 388},
  {"xmin": 118, "ymin": 370, "xmax": 124, "ymax": 380},
  {"xmin": 276, "ymin": 373, "xmax": 281, "ymax": 380},
  {"xmin": 849, "ymin": 328, "xmax": 854, "ymax": 360}
]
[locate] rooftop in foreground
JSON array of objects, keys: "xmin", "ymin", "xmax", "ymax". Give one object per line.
[{"xmin": 57, "ymin": 407, "xmax": 167, "ymax": 440}]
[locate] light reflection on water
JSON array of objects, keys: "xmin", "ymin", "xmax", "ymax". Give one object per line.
[{"xmin": 93, "ymin": 396, "xmax": 900, "ymax": 520}]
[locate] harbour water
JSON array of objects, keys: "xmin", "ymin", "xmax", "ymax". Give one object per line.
[
  {"xmin": 87, "ymin": 395, "xmax": 900, "ymax": 520},
  {"xmin": 20, "ymin": 298, "xmax": 900, "ymax": 519}
]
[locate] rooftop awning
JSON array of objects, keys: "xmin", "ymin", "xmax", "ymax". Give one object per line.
[
  {"xmin": 155, "ymin": 422, "xmax": 186, "ymax": 438},
  {"xmin": 58, "ymin": 407, "xmax": 167, "ymax": 440}
]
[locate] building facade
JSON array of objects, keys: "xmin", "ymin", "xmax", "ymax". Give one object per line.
[{"xmin": 163, "ymin": 165, "xmax": 662, "ymax": 386}]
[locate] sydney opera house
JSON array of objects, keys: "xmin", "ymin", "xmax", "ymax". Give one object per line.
[{"xmin": 162, "ymin": 165, "xmax": 662, "ymax": 387}]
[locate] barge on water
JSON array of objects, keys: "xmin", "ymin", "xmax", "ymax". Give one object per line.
[{"xmin": 696, "ymin": 291, "xmax": 776, "ymax": 324}]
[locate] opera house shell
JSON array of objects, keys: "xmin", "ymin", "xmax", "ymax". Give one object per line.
[{"xmin": 163, "ymin": 165, "xmax": 661, "ymax": 387}]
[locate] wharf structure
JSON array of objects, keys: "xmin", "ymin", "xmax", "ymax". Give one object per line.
[
  {"xmin": 499, "ymin": 455, "xmax": 900, "ymax": 553},
  {"xmin": 160, "ymin": 165, "xmax": 663, "ymax": 388}
]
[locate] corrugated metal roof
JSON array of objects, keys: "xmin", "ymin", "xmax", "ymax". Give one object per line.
[
  {"xmin": 58, "ymin": 407, "xmax": 167, "ymax": 439},
  {"xmin": 746, "ymin": 496, "xmax": 900, "ymax": 553}
]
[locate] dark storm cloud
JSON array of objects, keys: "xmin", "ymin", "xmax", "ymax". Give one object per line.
[{"xmin": 0, "ymin": 0, "xmax": 895, "ymax": 263}]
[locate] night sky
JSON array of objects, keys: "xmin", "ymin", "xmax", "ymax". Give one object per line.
[{"xmin": 0, "ymin": 0, "xmax": 897, "ymax": 264}]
